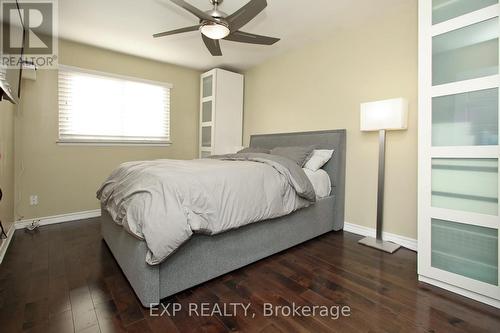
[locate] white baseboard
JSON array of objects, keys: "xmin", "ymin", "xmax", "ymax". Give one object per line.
[
  {"xmin": 0, "ymin": 224, "xmax": 16, "ymax": 264},
  {"xmin": 15, "ymin": 209, "xmax": 102, "ymax": 229},
  {"xmin": 343, "ymin": 222, "xmax": 417, "ymax": 252}
]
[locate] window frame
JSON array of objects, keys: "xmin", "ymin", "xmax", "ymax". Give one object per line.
[{"xmin": 57, "ymin": 65, "xmax": 173, "ymax": 147}]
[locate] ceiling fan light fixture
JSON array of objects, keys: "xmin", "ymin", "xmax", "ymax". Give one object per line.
[
  {"xmin": 200, "ymin": 21, "xmax": 230, "ymax": 40},
  {"xmin": 154, "ymin": 0, "xmax": 280, "ymax": 56}
]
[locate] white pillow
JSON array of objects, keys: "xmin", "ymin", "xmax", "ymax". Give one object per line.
[{"xmin": 304, "ymin": 149, "xmax": 334, "ymax": 171}]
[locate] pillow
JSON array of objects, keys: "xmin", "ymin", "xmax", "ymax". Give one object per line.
[
  {"xmin": 270, "ymin": 145, "xmax": 315, "ymax": 167},
  {"xmin": 304, "ymin": 149, "xmax": 334, "ymax": 171},
  {"xmin": 237, "ymin": 147, "xmax": 271, "ymax": 154}
]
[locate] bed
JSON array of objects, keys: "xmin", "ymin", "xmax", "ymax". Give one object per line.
[{"xmin": 100, "ymin": 129, "xmax": 346, "ymax": 307}]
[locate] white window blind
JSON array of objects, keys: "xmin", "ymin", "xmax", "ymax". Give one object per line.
[{"xmin": 58, "ymin": 66, "xmax": 172, "ymax": 145}]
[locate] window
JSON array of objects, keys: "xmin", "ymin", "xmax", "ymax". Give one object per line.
[{"xmin": 58, "ymin": 66, "xmax": 172, "ymax": 145}]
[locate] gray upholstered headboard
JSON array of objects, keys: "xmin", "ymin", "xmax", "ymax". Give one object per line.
[{"xmin": 249, "ymin": 129, "xmax": 346, "ymax": 224}]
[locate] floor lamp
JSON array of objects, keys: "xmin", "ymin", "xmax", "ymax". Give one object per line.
[{"xmin": 359, "ymin": 97, "xmax": 408, "ymax": 253}]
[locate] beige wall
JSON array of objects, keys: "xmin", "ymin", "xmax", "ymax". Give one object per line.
[
  {"xmin": 15, "ymin": 40, "xmax": 200, "ymax": 220},
  {"xmin": 243, "ymin": 1, "xmax": 418, "ymax": 238},
  {"xmin": 0, "ymin": 101, "xmax": 15, "ymax": 232}
]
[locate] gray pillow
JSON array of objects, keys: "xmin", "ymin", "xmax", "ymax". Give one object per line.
[
  {"xmin": 270, "ymin": 145, "xmax": 315, "ymax": 167},
  {"xmin": 238, "ymin": 147, "xmax": 271, "ymax": 154}
]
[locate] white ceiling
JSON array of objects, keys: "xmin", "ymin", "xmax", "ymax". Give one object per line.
[{"xmin": 59, "ymin": 0, "xmax": 407, "ymax": 71}]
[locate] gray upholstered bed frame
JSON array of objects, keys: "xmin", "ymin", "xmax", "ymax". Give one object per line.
[{"xmin": 101, "ymin": 129, "xmax": 346, "ymax": 307}]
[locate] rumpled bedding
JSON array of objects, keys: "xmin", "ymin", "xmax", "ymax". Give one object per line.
[{"xmin": 97, "ymin": 153, "xmax": 316, "ymax": 265}]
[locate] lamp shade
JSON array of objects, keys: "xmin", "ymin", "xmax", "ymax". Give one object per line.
[{"xmin": 360, "ymin": 98, "xmax": 408, "ymax": 131}]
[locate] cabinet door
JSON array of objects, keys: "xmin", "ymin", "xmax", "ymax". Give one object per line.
[
  {"xmin": 419, "ymin": 0, "xmax": 500, "ymax": 302},
  {"xmin": 202, "ymin": 101, "xmax": 213, "ymax": 123},
  {"xmin": 200, "ymin": 150, "xmax": 212, "ymax": 158},
  {"xmin": 201, "ymin": 125, "xmax": 212, "ymax": 148},
  {"xmin": 202, "ymin": 75, "xmax": 213, "ymax": 98}
]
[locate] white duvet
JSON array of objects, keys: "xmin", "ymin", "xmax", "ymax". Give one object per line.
[{"xmin": 97, "ymin": 155, "xmax": 315, "ymax": 265}]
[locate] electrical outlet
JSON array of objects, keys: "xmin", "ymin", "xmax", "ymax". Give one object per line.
[{"xmin": 29, "ymin": 195, "xmax": 38, "ymax": 206}]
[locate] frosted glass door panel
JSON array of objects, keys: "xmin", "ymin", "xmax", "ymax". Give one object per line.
[
  {"xmin": 432, "ymin": 159, "xmax": 498, "ymax": 215},
  {"xmin": 432, "ymin": 88, "xmax": 498, "ymax": 146},
  {"xmin": 202, "ymin": 101, "xmax": 212, "ymax": 123},
  {"xmin": 433, "ymin": 18, "xmax": 499, "ymax": 86},
  {"xmin": 200, "ymin": 151, "xmax": 211, "ymax": 158},
  {"xmin": 432, "ymin": 218, "xmax": 498, "ymax": 285},
  {"xmin": 433, "ymin": 0, "xmax": 498, "ymax": 25},
  {"xmin": 202, "ymin": 75, "xmax": 213, "ymax": 98},
  {"xmin": 201, "ymin": 126, "xmax": 212, "ymax": 147}
]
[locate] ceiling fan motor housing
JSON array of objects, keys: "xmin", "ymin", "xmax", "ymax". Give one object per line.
[
  {"xmin": 204, "ymin": 9, "xmax": 228, "ymax": 20},
  {"xmin": 203, "ymin": 0, "xmax": 228, "ymax": 30},
  {"xmin": 205, "ymin": 0, "xmax": 227, "ymax": 20}
]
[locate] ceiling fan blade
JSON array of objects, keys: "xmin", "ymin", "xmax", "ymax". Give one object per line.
[
  {"xmin": 153, "ymin": 25, "xmax": 200, "ymax": 38},
  {"xmin": 227, "ymin": 0, "xmax": 267, "ymax": 32},
  {"xmin": 202, "ymin": 34, "xmax": 222, "ymax": 56},
  {"xmin": 224, "ymin": 31, "xmax": 279, "ymax": 45},
  {"xmin": 170, "ymin": 0, "xmax": 214, "ymax": 22}
]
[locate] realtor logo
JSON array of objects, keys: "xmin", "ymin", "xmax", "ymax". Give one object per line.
[{"xmin": 1, "ymin": 0, "xmax": 58, "ymax": 68}]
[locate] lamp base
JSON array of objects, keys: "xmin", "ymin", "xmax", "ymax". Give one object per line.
[{"xmin": 358, "ymin": 237, "xmax": 401, "ymax": 253}]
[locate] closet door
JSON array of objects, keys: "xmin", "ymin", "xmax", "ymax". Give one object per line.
[{"xmin": 419, "ymin": 0, "xmax": 500, "ymax": 304}]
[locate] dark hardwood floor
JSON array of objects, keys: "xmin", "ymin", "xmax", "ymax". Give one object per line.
[{"xmin": 1, "ymin": 219, "xmax": 499, "ymax": 333}]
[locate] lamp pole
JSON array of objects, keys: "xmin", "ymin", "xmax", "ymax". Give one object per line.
[
  {"xmin": 358, "ymin": 129, "xmax": 401, "ymax": 253},
  {"xmin": 376, "ymin": 129, "xmax": 386, "ymax": 241}
]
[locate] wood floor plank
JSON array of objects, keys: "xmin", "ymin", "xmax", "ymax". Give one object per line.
[
  {"xmin": 48, "ymin": 309, "xmax": 75, "ymax": 333},
  {"xmin": 1, "ymin": 219, "xmax": 499, "ymax": 333}
]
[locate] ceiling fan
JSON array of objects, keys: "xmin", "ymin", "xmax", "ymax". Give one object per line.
[{"xmin": 154, "ymin": 0, "xmax": 280, "ymax": 56}]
